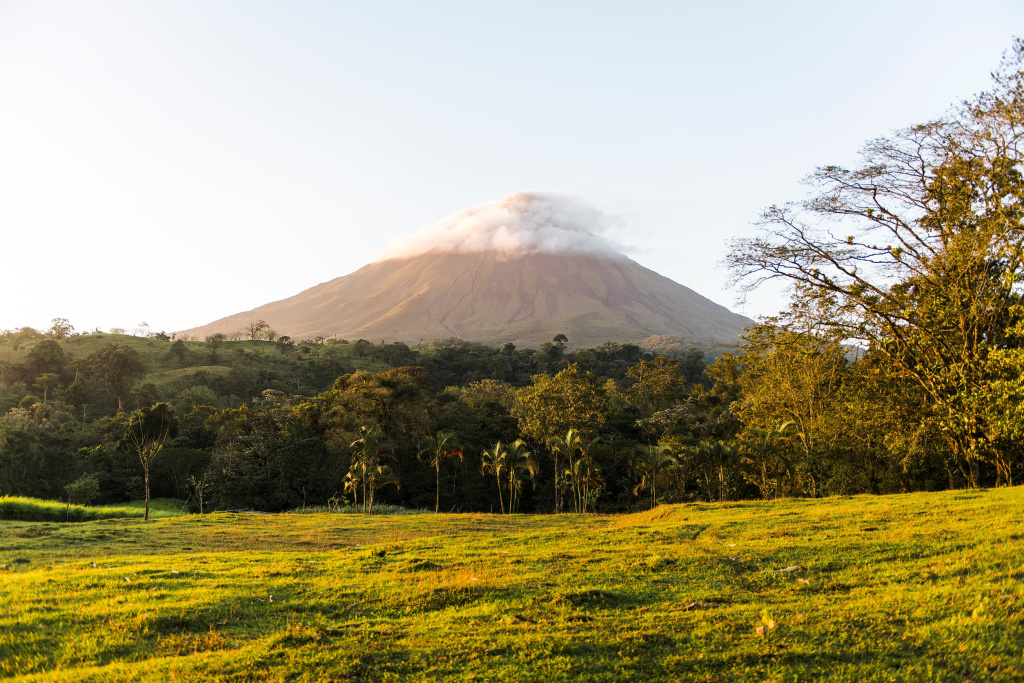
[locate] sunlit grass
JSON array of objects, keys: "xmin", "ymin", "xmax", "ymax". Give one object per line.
[
  {"xmin": 2, "ymin": 488, "xmax": 1023, "ymax": 681},
  {"xmin": 0, "ymin": 497, "xmax": 188, "ymax": 523}
]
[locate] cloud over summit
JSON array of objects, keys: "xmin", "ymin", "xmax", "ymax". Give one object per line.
[{"xmin": 378, "ymin": 192, "xmax": 626, "ymax": 261}]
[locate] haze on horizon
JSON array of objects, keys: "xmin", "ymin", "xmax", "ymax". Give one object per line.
[{"xmin": 1, "ymin": 0, "xmax": 1021, "ymax": 335}]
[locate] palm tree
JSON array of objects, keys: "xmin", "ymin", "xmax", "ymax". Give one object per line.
[
  {"xmin": 504, "ymin": 439, "xmax": 538, "ymax": 513},
  {"xmin": 695, "ymin": 439, "xmax": 736, "ymax": 502},
  {"xmin": 546, "ymin": 429, "xmax": 583, "ymax": 513},
  {"xmin": 343, "ymin": 468, "xmax": 362, "ymax": 509},
  {"xmin": 481, "ymin": 442, "xmax": 508, "ymax": 514},
  {"xmin": 738, "ymin": 426, "xmax": 793, "ymax": 500},
  {"xmin": 365, "ymin": 463, "xmax": 400, "ymax": 514},
  {"xmin": 350, "ymin": 426, "xmax": 389, "ymax": 513},
  {"xmin": 632, "ymin": 444, "xmax": 678, "ymax": 510},
  {"xmin": 417, "ymin": 431, "xmax": 463, "ymax": 513},
  {"xmin": 573, "ymin": 438, "xmax": 612, "ymax": 513}
]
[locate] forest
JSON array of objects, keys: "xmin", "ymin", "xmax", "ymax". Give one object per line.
[
  {"xmin": 3, "ymin": 42, "xmax": 1023, "ymax": 516},
  {"xmin": 0, "ymin": 311, "xmax": 1013, "ymax": 516}
]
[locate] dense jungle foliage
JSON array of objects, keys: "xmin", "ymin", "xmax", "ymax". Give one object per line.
[{"xmin": 0, "ymin": 317, "xmax": 1014, "ymax": 516}]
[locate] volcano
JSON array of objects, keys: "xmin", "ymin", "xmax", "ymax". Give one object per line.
[{"xmin": 180, "ymin": 193, "xmax": 750, "ymax": 348}]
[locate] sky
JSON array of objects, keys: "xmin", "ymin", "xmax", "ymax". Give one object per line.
[{"xmin": 1, "ymin": 0, "xmax": 1022, "ymax": 335}]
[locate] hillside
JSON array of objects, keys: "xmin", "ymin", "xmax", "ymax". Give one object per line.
[{"xmin": 2, "ymin": 488, "xmax": 1022, "ymax": 680}]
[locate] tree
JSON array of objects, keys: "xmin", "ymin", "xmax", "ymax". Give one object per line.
[
  {"xmin": 515, "ymin": 364, "xmax": 607, "ymax": 511},
  {"xmin": 632, "ymin": 445, "xmax": 678, "ymax": 510},
  {"xmin": 343, "ymin": 469, "xmax": 361, "ymax": 509},
  {"xmin": 692, "ymin": 439, "xmax": 737, "ymax": 502},
  {"xmin": 246, "ymin": 320, "xmax": 270, "ymax": 341},
  {"xmin": 48, "ymin": 318, "xmax": 73, "ymax": 339},
  {"xmin": 124, "ymin": 403, "xmax": 175, "ymax": 521},
  {"xmin": 0, "ymin": 427, "xmax": 42, "ymax": 496},
  {"xmin": 167, "ymin": 339, "xmax": 189, "ymax": 365},
  {"xmin": 504, "ymin": 439, "xmax": 538, "ymax": 514},
  {"xmin": 622, "ymin": 356, "xmax": 687, "ymax": 415},
  {"xmin": 205, "ymin": 333, "xmax": 226, "ymax": 363},
  {"xmin": 276, "ymin": 336, "xmax": 293, "ymax": 354},
  {"xmin": 90, "ymin": 343, "xmax": 146, "ymax": 411},
  {"xmin": 480, "ymin": 441, "xmax": 509, "ymax": 514},
  {"xmin": 364, "ymin": 462, "xmax": 400, "ymax": 513},
  {"xmin": 546, "ymin": 430, "xmax": 610, "ymax": 513},
  {"xmin": 189, "ymin": 471, "xmax": 210, "ymax": 513},
  {"xmin": 349, "ymin": 427, "xmax": 390, "ymax": 513},
  {"xmin": 572, "ymin": 437, "xmax": 611, "ymax": 513},
  {"xmin": 34, "ymin": 373, "xmax": 60, "ymax": 403},
  {"xmin": 417, "ymin": 431, "xmax": 462, "ymax": 513},
  {"xmin": 737, "ymin": 426, "xmax": 792, "ymax": 500},
  {"xmin": 546, "ymin": 429, "xmax": 583, "ymax": 513},
  {"xmin": 726, "ymin": 41, "xmax": 1024, "ymax": 486},
  {"xmin": 722, "ymin": 324, "xmax": 849, "ymax": 497},
  {"xmin": 514, "ymin": 364, "xmax": 607, "ymax": 443},
  {"xmin": 26, "ymin": 339, "xmax": 67, "ymax": 378}
]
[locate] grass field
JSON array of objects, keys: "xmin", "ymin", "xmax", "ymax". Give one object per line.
[{"xmin": 2, "ymin": 488, "xmax": 1023, "ymax": 681}]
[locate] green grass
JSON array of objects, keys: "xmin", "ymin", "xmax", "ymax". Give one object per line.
[
  {"xmin": 1, "ymin": 488, "xmax": 1023, "ymax": 681},
  {"xmin": 0, "ymin": 497, "xmax": 189, "ymax": 522}
]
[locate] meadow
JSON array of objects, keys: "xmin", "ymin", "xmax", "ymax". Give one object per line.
[{"xmin": 1, "ymin": 488, "xmax": 1023, "ymax": 681}]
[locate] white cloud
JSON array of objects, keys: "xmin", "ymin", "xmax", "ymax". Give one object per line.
[{"xmin": 377, "ymin": 191, "xmax": 627, "ymax": 260}]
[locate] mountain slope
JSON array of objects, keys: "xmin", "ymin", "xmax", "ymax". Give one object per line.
[{"xmin": 180, "ymin": 251, "xmax": 750, "ymax": 348}]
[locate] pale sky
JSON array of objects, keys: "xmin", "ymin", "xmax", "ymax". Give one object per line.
[{"xmin": 1, "ymin": 1, "xmax": 1021, "ymax": 335}]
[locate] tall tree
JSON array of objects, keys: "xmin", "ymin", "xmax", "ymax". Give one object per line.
[
  {"xmin": 723, "ymin": 324, "xmax": 849, "ymax": 497},
  {"xmin": 726, "ymin": 42, "xmax": 1024, "ymax": 486},
  {"xmin": 364, "ymin": 462, "xmax": 400, "ymax": 513},
  {"xmin": 504, "ymin": 439, "xmax": 538, "ymax": 514},
  {"xmin": 563, "ymin": 437, "xmax": 611, "ymax": 513},
  {"xmin": 417, "ymin": 431, "xmax": 462, "ymax": 513},
  {"xmin": 349, "ymin": 427, "xmax": 390, "ymax": 513},
  {"xmin": 90, "ymin": 343, "xmax": 146, "ymax": 411},
  {"xmin": 480, "ymin": 441, "xmax": 509, "ymax": 514},
  {"xmin": 205, "ymin": 333, "xmax": 226, "ymax": 363},
  {"xmin": 47, "ymin": 318, "xmax": 73, "ymax": 339},
  {"xmin": 622, "ymin": 356, "xmax": 686, "ymax": 415},
  {"xmin": 546, "ymin": 428, "xmax": 583, "ymax": 513},
  {"xmin": 246, "ymin": 320, "xmax": 270, "ymax": 341},
  {"xmin": 515, "ymin": 364, "xmax": 607, "ymax": 511},
  {"xmin": 26, "ymin": 339, "xmax": 67, "ymax": 378},
  {"xmin": 124, "ymin": 403, "xmax": 176, "ymax": 521},
  {"xmin": 631, "ymin": 445, "xmax": 677, "ymax": 510}
]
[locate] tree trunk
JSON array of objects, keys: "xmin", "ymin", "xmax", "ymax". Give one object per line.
[
  {"xmin": 554, "ymin": 451, "xmax": 561, "ymax": 513},
  {"xmin": 144, "ymin": 466, "xmax": 150, "ymax": 522},
  {"xmin": 435, "ymin": 462, "xmax": 440, "ymax": 514}
]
